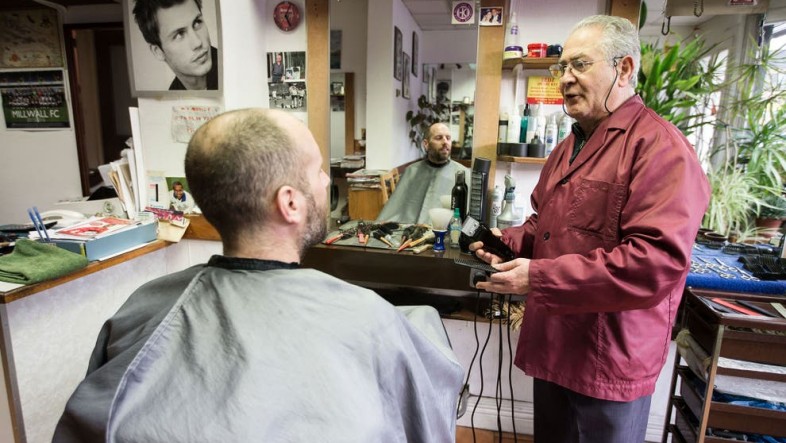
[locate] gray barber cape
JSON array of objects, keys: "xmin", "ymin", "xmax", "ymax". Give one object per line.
[
  {"xmin": 377, "ymin": 159, "xmax": 469, "ymax": 224},
  {"xmin": 53, "ymin": 256, "xmax": 464, "ymax": 443}
]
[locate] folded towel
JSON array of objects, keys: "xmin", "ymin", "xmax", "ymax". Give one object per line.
[{"xmin": 0, "ymin": 239, "xmax": 88, "ymax": 285}]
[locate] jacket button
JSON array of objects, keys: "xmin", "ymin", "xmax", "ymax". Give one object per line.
[
  {"xmin": 543, "ymin": 232, "xmax": 550, "ymax": 240},
  {"xmin": 559, "ymin": 178, "xmax": 568, "ymax": 185}
]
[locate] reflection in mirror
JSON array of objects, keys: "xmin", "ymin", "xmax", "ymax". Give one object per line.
[
  {"xmin": 422, "ymin": 62, "xmax": 475, "ymax": 160},
  {"xmin": 328, "ymin": 0, "xmax": 478, "ymax": 224}
]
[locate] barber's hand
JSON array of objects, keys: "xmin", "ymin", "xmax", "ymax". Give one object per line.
[
  {"xmin": 475, "ymin": 258, "xmax": 531, "ymax": 295},
  {"xmin": 468, "ymin": 227, "xmax": 505, "ymax": 264}
]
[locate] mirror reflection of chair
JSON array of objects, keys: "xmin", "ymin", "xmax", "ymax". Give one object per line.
[{"xmin": 348, "ymin": 168, "xmax": 399, "ymax": 220}]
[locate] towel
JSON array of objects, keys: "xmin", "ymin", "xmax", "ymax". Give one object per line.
[{"xmin": 0, "ymin": 239, "xmax": 88, "ymax": 285}]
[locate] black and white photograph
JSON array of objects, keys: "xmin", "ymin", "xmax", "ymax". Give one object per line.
[
  {"xmin": 393, "ymin": 26, "xmax": 402, "ymax": 80},
  {"xmin": 267, "ymin": 62, "xmax": 306, "ymax": 112},
  {"xmin": 124, "ymin": 0, "xmax": 222, "ymax": 96}
]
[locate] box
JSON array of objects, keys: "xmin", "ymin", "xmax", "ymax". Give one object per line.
[{"xmin": 53, "ymin": 221, "xmax": 157, "ymax": 261}]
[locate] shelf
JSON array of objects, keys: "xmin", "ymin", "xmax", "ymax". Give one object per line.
[
  {"xmin": 502, "ymin": 56, "xmax": 559, "ymax": 70},
  {"xmin": 497, "ymin": 155, "xmax": 548, "ymax": 165}
]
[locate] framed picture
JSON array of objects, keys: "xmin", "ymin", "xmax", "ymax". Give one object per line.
[
  {"xmin": 411, "ymin": 32, "xmax": 418, "ymax": 77},
  {"xmin": 422, "ymin": 64, "xmax": 429, "ymax": 84},
  {"xmin": 0, "ymin": 9, "xmax": 63, "ymax": 68},
  {"xmin": 123, "ymin": 0, "xmax": 222, "ymax": 96},
  {"xmin": 478, "ymin": 6, "xmax": 503, "ymax": 26},
  {"xmin": 402, "ymin": 52, "xmax": 410, "ymax": 99},
  {"xmin": 393, "ymin": 26, "xmax": 402, "ymax": 80},
  {"xmin": 330, "ymin": 30, "xmax": 341, "ymax": 70}
]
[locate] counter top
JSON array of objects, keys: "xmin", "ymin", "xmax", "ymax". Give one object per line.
[{"xmin": 0, "ymin": 240, "xmax": 171, "ymax": 304}]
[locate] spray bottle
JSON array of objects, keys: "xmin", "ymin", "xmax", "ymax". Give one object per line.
[
  {"xmin": 496, "ymin": 175, "xmax": 520, "ymax": 230},
  {"xmin": 489, "ymin": 185, "xmax": 504, "ymax": 228}
]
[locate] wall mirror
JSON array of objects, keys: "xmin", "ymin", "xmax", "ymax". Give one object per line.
[{"xmin": 328, "ymin": 0, "xmax": 478, "ymax": 219}]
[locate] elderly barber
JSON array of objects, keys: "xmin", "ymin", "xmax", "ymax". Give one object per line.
[{"xmin": 471, "ymin": 15, "xmax": 710, "ymax": 443}]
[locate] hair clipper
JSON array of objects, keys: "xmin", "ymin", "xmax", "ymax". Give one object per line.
[{"xmin": 460, "ymin": 216, "xmax": 515, "ymax": 262}]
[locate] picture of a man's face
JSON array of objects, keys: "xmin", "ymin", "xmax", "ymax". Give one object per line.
[
  {"xmin": 149, "ymin": 0, "xmax": 212, "ymax": 86},
  {"xmin": 129, "ymin": 0, "xmax": 220, "ymax": 92}
]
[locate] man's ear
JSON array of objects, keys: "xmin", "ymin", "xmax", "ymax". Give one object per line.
[
  {"xmin": 617, "ymin": 55, "xmax": 636, "ymax": 87},
  {"xmin": 150, "ymin": 44, "xmax": 166, "ymax": 62},
  {"xmin": 275, "ymin": 185, "xmax": 304, "ymax": 224}
]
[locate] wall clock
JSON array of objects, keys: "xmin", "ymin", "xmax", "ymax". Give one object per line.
[{"xmin": 273, "ymin": 1, "xmax": 301, "ymax": 32}]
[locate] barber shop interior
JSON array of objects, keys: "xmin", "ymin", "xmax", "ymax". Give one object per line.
[{"xmin": 2, "ymin": 0, "xmax": 786, "ymax": 442}]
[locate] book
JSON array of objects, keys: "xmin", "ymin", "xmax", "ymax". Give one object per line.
[{"xmin": 51, "ymin": 216, "xmax": 137, "ymax": 240}]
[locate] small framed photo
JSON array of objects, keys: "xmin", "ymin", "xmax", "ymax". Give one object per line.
[
  {"xmin": 123, "ymin": 0, "xmax": 222, "ymax": 96},
  {"xmin": 478, "ymin": 7, "xmax": 503, "ymax": 26},
  {"xmin": 393, "ymin": 26, "xmax": 403, "ymax": 80}
]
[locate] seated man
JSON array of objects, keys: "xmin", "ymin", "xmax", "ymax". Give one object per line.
[
  {"xmin": 53, "ymin": 109, "xmax": 464, "ymax": 442},
  {"xmin": 377, "ymin": 122, "xmax": 469, "ymax": 224}
]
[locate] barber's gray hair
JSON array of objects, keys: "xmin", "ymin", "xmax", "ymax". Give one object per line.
[
  {"xmin": 185, "ymin": 109, "xmax": 303, "ymax": 242},
  {"xmin": 571, "ymin": 15, "xmax": 640, "ymax": 81}
]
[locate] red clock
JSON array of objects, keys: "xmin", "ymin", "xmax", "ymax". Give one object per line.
[{"xmin": 274, "ymin": 1, "xmax": 301, "ymax": 32}]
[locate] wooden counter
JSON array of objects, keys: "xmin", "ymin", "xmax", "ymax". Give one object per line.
[
  {"xmin": 0, "ymin": 240, "xmax": 171, "ymax": 304},
  {"xmin": 303, "ymin": 243, "xmax": 476, "ymax": 297}
]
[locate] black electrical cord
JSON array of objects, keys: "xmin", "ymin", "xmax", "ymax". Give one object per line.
[
  {"xmin": 496, "ymin": 295, "xmax": 504, "ymax": 442},
  {"xmin": 470, "ymin": 294, "xmax": 495, "ymax": 443},
  {"xmin": 507, "ymin": 295, "xmax": 518, "ymax": 443},
  {"xmin": 459, "ymin": 289, "xmax": 482, "ymax": 443}
]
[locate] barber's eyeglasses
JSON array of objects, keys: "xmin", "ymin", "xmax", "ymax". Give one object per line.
[{"xmin": 549, "ymin": 57, "xmax": 622, "ymax": 79}]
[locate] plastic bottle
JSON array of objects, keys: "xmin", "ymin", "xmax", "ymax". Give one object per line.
[
  {"xmin": 503, "ymin": 12, "xmax": 522, "ymax": 59},
  {"xmin": 448, "ymin": 207, "xmax": 462, "ymax": 248},
  {"xmin": 451, "ymin": 170, "xmax": 468, "ymax": 221},
  {"xmin": 497, "ymin": 112, "xmax": 509, "ymax": 143},
  {"xmin": 524, "ymin": 103, "xmax": 538, "ymax": 144},
  {"xmin": 534, "ymin": 103, "xmax": 546, "ymax": 142},
  {"xmin": 519, "ymin": 104, "xmax": 529, "ymax": 143},
  {"xmin": 489, "ymin": 185, "xmax": 503, "ymax": 228},
  {"xmin": 507, "ymin": 106, "xmax": 521, "ymax": 143},
  {"xmin": 558, "ymin": 115, "xmax": 572, "ymax": 143},
  {"xmin": 544, "ymin": 115, "xmax": 558, "ymax": 155},
  {"xmin": 496, "ymin": 190, "xmax": 517, "ymax": 230}
]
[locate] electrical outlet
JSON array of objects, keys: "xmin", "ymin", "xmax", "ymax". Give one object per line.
[{"xmin": 469, "ymin": 268, "xmax": 487, "ymax": 288}]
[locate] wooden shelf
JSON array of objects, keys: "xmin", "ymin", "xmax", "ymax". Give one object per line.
[
  {"xmin": 502, "ymin": 56, "xmax": 559, "ymax": 71},
  {"xmin": 497, "ymin": 155, "xmax": 548, "ymax": 165}
]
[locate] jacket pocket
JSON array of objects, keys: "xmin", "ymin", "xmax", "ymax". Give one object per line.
[{"xmin": 568, "ymin": 178, "xmax": 625, "ymax": 241}]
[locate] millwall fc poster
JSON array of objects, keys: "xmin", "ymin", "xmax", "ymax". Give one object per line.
[{"xmin": 0, "ymin": 70, "xmax": 70, "ymax": 129}]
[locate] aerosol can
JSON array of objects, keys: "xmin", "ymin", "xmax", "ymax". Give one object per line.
[{"xmin": 497, "ymin": 175, "xmax": 522, "ymax": 230}]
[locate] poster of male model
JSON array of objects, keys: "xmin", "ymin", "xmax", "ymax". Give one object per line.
[{"xmin": 123, "ymin": 0, "xmax": 222, "ymax": 96}]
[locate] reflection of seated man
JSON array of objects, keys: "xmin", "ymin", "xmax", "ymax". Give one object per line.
[
  {"xmin": 377, "ymin": 122, "xmax": 469, "ymax": 224},
  {"xmin": 133, "ymin": 0, "xmax": 219, "ymax": 91},
  {"xmin": 53, "ymin": 109, "xmax": 463, "ymax": 442},
  {"xmin": 169, "ymin": 181, "xmax": 195, "ymax": 212}
]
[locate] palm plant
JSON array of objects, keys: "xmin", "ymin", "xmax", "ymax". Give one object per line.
[{"xmin": 638, "ymin": 38, "xmax": 723, "ymax": 136}]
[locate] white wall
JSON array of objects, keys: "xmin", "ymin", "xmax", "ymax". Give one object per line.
[{"xmin": 330, "ymin": 0, "xmax": 367, "ymax": 151}]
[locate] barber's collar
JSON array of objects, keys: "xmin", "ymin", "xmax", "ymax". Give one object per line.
[
  {"xmin": 425, "ymin": 158, "xmax": 451, "ymax": 168},
  {"xmin": 207, "ymin": 255, "xmax": 299, "ymax": 271}
]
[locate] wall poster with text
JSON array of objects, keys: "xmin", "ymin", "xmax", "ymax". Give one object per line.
[{"xmin": 0, "ymin": 69, "xmax": 70, "ymax": 129}]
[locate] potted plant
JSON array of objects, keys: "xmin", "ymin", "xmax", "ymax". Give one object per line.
[{"xmin": 754, "ymin": 192, "xmax": 786, "ymax": 234}]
